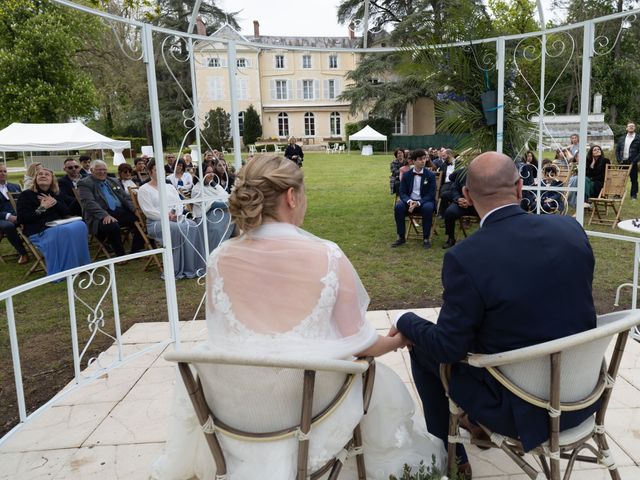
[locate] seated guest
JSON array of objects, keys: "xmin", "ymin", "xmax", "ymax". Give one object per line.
[
  {"xmin": 436, "ymin": 149, "xmax": 457, "ymax": 216},
  {"xmin": 167, "ymin": 159, "xmax": 193, "ymax": 195},
  {"xmin": 391, "ymin": 149, "xmax": 436, "ymax": 249},
  {"xmin": 78, "ymin": 155, "xmax": 91, "ymax": 178},
  {"xmin": 398, "ymin": 155, "xmax": 414, "ymax": 180},
  {"xmin": 203, "ymin": 150, "xmax": 216, "ymax": 162},
  {"xmin": 115, "ymin": 163, "xmax": 137, "ymax": 196},
  {"xmin": 213, "ymin": 158, "xmax": 235, "ymax": 193},
  {"xmin": 564, "ymin": 154, "xmax": 592, "ymax": 209},
  {"xmin": 164, "ymin": 153, "xmax": 177, "ymax": 174},
  {"xmin": 586, "ymin": 144, "xmax": 610, "ymax": 198},
  {"xmin": 443, "ymin": 167, "xmax": 477, "ymax": 249},
  {"xmin": 58, "ymin": 158, "xmax": 83, "ymax": 216},
  {"xmin": 284, "ymin": 135, "xmax": 304, "ymax": 166},
  {"xmin": 138, "ymin": 159, "xmax": 206, "ymax": 279},
  {"xmin": 23, "ymin": 162, "xmax": 42, "ymax": 190},
  {"xmin": 389, "ymin": 148, "xmax": 404, "ymax": 195},
  {"xmin": 16, "ymin": 168, "xmax": 90, "ymax": 276},
  {"xmin": 182, "ymin": 153, "xmax": 195, "ymax": 173},
  {"xmin": 132, "ymin": 157, "xmax": 149, "ymax": 185},
  {"xmin": 190, "ymin": 162, "xmax": 233, "ymax": 252},
  {"xmin": 78, "ymin": 160, "xmax": 144, "ymax": 257},
  {"xmin": 0, "ymin": 165, "xmax": 28, "ymax": 264}
]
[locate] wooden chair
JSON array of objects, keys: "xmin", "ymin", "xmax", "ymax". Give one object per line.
[
  {"xmin": 164, "ymin": 350, "xmax": 375, "ymax": 480},
  {"xmin": 8, "ymin": 192, "xmax": 47, "ymax": 277},
  {"xmin": 128, "ymin": 187, "xmax": 163, "ymax": 272},
  {"xmin": 441, "ymin": 309, "xmax": 640, "ymax": 480},
  {"xmin": 72, "ymin": 188, "xmax": 111, "ymax": 261},
  {"xmin": 405, "ymin": 172, "xmax": 442, "ymax": 241},
  {"xmin": 588, "ymin": 165, "xmax": 630, "ymax": 229}
]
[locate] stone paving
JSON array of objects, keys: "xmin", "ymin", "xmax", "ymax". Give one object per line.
[{"xmin": 1, "ymin": 309, "xmax": 640, "ymax": 479}]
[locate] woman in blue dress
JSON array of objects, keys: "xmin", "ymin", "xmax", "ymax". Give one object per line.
[{"xmin": 16, "ymin": 168, "xmax": 91, "ymax": 276}]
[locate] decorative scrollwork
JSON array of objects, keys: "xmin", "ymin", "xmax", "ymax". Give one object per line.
[
  {"xmin": 593, "ymin": 14, "xmax": 637, "ymax": 56},
  {"xmin": 348, "ymin": 18, "xmax": 383, "ymax": 35},
  {"xmin": 161, "ymin": 35, "xmax": 195, "ymax": 111},
  {"xmin": 105, "ymin": 18, "xmax": 143, "ymax": 62},
  {"xmin": 462, "ymin": 43, "xmax": 496, "ymax": 72}
]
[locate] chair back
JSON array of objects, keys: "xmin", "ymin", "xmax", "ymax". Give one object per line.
[
  {"xmin": 600, "ymin": 165, "xmax": 630, "ymax": 199},
  {"xmin": 469, "ymin": 310, "xmax": 640, "ymax": 408},
  {"xmin": 128, "ymin": 187, "xmax": 147, "ymax": 225}
]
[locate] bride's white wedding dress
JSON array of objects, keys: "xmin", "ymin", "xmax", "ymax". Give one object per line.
[{"xmin": 150, "ymin": 223, "xmax": 445, "ymax": 479}]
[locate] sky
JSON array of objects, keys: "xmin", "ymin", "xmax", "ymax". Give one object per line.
[{"xmin": 217, "ymin": 0, "xmax": 561, "ymax": 38}]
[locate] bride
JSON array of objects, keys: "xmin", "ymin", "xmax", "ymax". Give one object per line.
[{"xmin": 151, "ymin": 155, "xmax": 445, "ymax": 479}]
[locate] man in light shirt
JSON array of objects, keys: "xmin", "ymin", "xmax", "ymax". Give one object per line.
[
  {"xmin": 391, "ymin": 149, "xmax": 436, "ymax": 249},
  {"xmin": 615, "ymin": 122, "xmax": 640, "ymax": 199}
]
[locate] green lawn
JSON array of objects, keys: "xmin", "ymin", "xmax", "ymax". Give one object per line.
[{"xmin": 0, "ymin": 151, "xmax": 639, "ymax": 434}]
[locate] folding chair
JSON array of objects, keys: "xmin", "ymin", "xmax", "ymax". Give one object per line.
[
  {"xmin": 128, "ymin": 187, "xmax": 163, "ymax": 272},
  {"xmin": 72, "ymin": 188, "xmax": 111, "ymax": 261},
  {"xmin": 589, "ymin": 165, "xmax": 630, "ymax": 229},
  {"xmin": 8, "ymin": 192, "xmax": 47, "ymax": 277},
  {"xmin": 404, "ymin": 172, "xmax": 442, "ymax": 242},
  {"xmin": 164, "ymin": 350, "xmax": 375, "ymax": 480},
  {"xmin": 442, "ymin": 309, "xmax": 640, "ymax": 480}
]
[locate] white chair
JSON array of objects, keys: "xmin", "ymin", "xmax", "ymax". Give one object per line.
[
  {"xmin": 442, "ymin": 310, "xmax": 640, "ymax": 480},
  {"xmin": 260, "ymin": 145, "xmax": 267, "ymax": 153},
  {"xmin": 249, "ymin": 145, "xmax": 257, "ymax": 155},
  {"xmin": 338, "ymin": 145, "xmax": 345, "ymax": 153},
  {"xmin": 274, "ymin": 144, "xmax": 283, "ymax": 154},
  {"xmin": 164, "ymin": 350, "xmax": 375, "ymax": 480}
]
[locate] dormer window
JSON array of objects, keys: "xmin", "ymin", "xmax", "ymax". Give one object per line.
[{"xmin": 275, "ymin": 55, "xmax": 285, "ymax": 69}]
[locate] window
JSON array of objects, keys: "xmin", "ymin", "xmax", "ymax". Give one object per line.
[
  {"xmin": 207, "ymin": 77, "xmax": 224, "ymax": 101},
  {"xmin": 275, "ymin": 54, "xmax": 285, "ymax": 69},
  {"xmin": 303, "ymin": 80, "xmax": 314, "ymax": 100},
  {"xmin": 238, "ymin": 112, "xmax": 245, "ymax": 137},
  {"xmin": 236, "ymin": 58, "xmax": 249, "ymax": 68},
  {"xmin": 206, "ymin": 57, "xmax": 224, "ymax": 68},
  {"xmin": 304, "ymin": 112, "xmax": 316, "ymax": 136},
  {"xmin": 329, "ymin": 55, "xmax": 338, "ymax": 69},
  {"xmin": 330, "ymin": 112, "xmax": 341, "ymax": 136},
  {"xmin": 274, "ymin": 80, "xmax": 289, "ymax": 100},
  {"xmin": 278, "ymin": 112, "xmax": 289, "ymax": 137},
  {"xmin": 236, "ymin": 78, "xmax": 248, "ymax": 100},
  {"xmin": 302, "ymin": 55, "xmax": 312, "ymax": 68},
  {"xmin": 393, "ymin": 111, "xmax": 407, "ymax": 134},
  {"xmin": 325, "ymin": 79, "xmax": 341, "ymax": 99}
]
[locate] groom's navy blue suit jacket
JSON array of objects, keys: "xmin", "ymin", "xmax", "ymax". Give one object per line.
[{"xmin": 398, "ymin": 204, "xmax": 597, "ymax": 450}]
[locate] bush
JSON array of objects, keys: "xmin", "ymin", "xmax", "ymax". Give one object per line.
[{"xmin": 243, "ymin": 105, "xmax": 262, "ymax": 146}]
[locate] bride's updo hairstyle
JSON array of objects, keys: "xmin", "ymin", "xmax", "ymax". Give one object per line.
[{"xmin": 229, "ymin": 155, "xmax": 304, "ymax": 232}]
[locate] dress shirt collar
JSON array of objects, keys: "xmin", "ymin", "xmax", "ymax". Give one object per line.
[{"xmin": 480, "ymin": 203, "xmax": 519, "ymax": 227}]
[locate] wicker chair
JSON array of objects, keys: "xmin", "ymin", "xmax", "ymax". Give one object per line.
[
  {"xmin": 441, "ymin": 309, "xmax": 640, "ymax": 480},
  {"xmin": 164, "ymin": 350, "xmax": 376, "ymax": 480}
]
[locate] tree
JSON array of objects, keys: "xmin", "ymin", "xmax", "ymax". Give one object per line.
[
  {"xmin": 242, "ymin": 105, "xmax": 262, "ymax": 146},
  {"xmin": 0, "ymin": 1, "xmax": 99, "ymax": 127},
  {"xmin": 201, "ymin": 107, "xmax": 230, "ymax": 150}
]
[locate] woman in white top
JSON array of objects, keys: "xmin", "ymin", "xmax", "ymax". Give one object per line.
[
  {"xmin": 137, "ymin": 159, "xmax": 206, "ymax": 279},
  {"xmin": 167, "ymin": 159, "xmax": 193, "ymax": 195},
  {"xmin": 115, "ymin": 163, "xmax": 138, "ymax": 196},
  {"xmin": 150, "ymin": 155, "xmax": 445, "ymax": 479},
  {"xmin": 190, "ymin": 161, "xmax": 233, "ymax": 252}
]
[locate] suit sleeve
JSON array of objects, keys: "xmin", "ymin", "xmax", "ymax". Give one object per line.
[
  {"xmin": 420, "ymin": 171, "xmax": 436, "ymax": 205},
  {"xmin": 616, "ymin": 138, "xmax": 623, "ymax": 162},
  {"xmin": 398, "ymin": 174, "xmax": 411, "ymax": 204},
  {"xmin": 397, "ymin": 252, "xmax": 484, "ymax": 363},
  {"xmin": 78, "ymin": 180, "xmax": 109, "ymax": 221}
]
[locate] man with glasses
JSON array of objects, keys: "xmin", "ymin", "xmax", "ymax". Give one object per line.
[
  {"xmin": 164, "ymin": 153, "xmax": 177, "ymax": 174},
  {"xmin": 78, "ymin": 160, "xmax": 144, "ymax": 256},
  {"xmin": 58, "ymin": 157, "xmax": 83, "ymax": 216},
  {"xmin": 0, "ymin": 165, "xmax": 28, "ymax": 264}
]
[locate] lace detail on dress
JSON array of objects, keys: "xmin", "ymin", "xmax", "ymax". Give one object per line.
[{"xmin": 210, "ymin": 243, "xmax": 343, "ymax": 341}]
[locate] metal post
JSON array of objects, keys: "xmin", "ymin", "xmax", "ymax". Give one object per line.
[
  {"xmin": 576, "ymin": 21, "xmax": 594, "ymax": 225},
  {"xmin": 496, "ymin": 38, "xmax": 505, "ymax": 153},
  {"xmin": 227, "ymin": 40, "xmax": 242, "ymax": 172},
  {"xmin": 363, "ymin": 0, "xmax": 370, "ymax": 49},
  {"xmin": 66, "ymin": 276, "xmax": 81, "ymax": 382},
  {"xmin": 535, "ymin": 31, "xmax": 547, "ymax": 215},
  {"xmin": 6, "ymin": 297, "xmax": 26, "ymax": 422},
  {"xmin": 110, "ymin": 263, "xmax": 124, "ymax": 361},
  {"xmin": 141, "ymin": 23, "xmax": 181, "ymax": 345},
  {"xmin": 633, "ymin": 242, "xmax": 639, "ymax": 310}
]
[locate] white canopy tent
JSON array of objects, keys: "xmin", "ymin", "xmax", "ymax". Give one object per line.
[
  {"xmin": 348, "ymin": 125, "xmax": 387, "ymax": 154},
  {"xmin": 0, "ymin": 122, "xmax": 131, "ymax": 169}
]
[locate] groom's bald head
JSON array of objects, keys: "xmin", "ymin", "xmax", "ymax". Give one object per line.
[{"xmin": 464, "ymin": 152, "xmax": 521, "ymax": 214}]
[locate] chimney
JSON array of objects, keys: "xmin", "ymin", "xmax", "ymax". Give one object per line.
[
  {"xmin": 253, "ymin": 20, "xmax": 260, "ymax": 38},
  {"xmin": 196, "ymin": 16, "xmax": 206, "ymax": 36},
  {"xmin": 348, "ymin": 22, "xmax": 355, "ymax": 39},
  {"xmin": 593, "ymin": 92, "xmax": 603, "ymax": 114}
]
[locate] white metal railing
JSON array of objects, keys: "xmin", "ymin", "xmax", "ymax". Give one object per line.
[{"xmin": 0, "ymin": 249, "xmax": 175, "ymax": 447}]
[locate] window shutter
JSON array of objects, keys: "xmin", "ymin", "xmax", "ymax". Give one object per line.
[
  {"xmin": 270, "ymin": 80, "xmax": 276, "ymax": 100},
  {"xmin": 313, "ymin": 80, "xmax": 320, "ymax": 100},
  {"xmin": 216, "ymin": 78, "xmax": 224, "ymax": 100},
  {"xmin": 207, "ymin": 78, "xmax": 216, "ymax": 100},
  {"xmin": 297, "ymin": 80, "xmax": 303, "ymax": 100},
  {"xmin": 335, "ymin": 79, "xmax": 341, "ymax": 97}
]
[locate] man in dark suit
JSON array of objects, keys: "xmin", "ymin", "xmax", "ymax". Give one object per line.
[
  {"xmin": 391, "ymin": 152, "xmax": 597, "ymax": 477},
  {"xmin": 615, "ymin": 121, "xmax": 640, "ymax": 199},
  {"xmin": 391, "ymin": 149, "xmax": 436, "ymax": 249},
  {"xmin": 58, "ymin": 158, "xmax": 83, "ymax": 216},
  {"xmin": 78, "ymin": 155, "xmax": 92, "ymax": 178},
  {"xmin": 0, "ymin": 165, "xmax": 28, "ymax": 263},
  {"xmin": 442, "ymin": 167, "xmax": 478, "ymax": 249},
  {"xmin": 78, "ymin": 160, "xmax": 143, "ymax": 256}
]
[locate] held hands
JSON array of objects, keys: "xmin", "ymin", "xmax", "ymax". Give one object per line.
[
  {"xmin": 387, "ymin": 325, "xmax": 412, "ymax": 351},
  {"xmin": 37, "ymin": 194, "xmax": 57, "ymax": 209},
  {"xmin": 457, "ymin": 198, "xmax": 469, "ymax": 208}
]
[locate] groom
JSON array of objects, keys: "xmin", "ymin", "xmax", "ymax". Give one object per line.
[{"xmin": 391, "ymin": 152, "xmax": 598, "ymax": 477}]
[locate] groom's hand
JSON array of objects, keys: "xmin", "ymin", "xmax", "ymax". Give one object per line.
[{"xmin": 388, "ymin": 325, "xmax": 399, "ymax": 337}]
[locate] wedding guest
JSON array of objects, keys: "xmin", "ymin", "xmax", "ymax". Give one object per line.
[
  {"xmin": 16, "ymin": 168, "xmax": 90, "ymax": 276},
  {"xmin": 567, "ymin": 133, "xmax": 580, "ymax": 157},
  {"xmin": 182, "ymin": 153, "xmax": 195, "ymax": 172},
  {"xmin": 586, "ymin": 144, "xmax": 611, "ymax": 198},
  {"xmin": 23, "ymin": 162, "xmax": 42, "ymax": 190},
  {"xmin": 58, "ymin": 158, "xmax": 83, "ymax": 216},
  {"xmin": 138, "ymin": 159, "xmax": 206, "ymax": 279},
  {"xmin": 167, "ymin": 159, "xmax": 193, "ymax": 195},
  {"xmin": 78, "ymin": 155, "xmax": 91, "ymax": 177},
  {"xmin": 0, "ymin": 165, "xmax": 28, "ymax": 264},
  {"xmin": 213, "ymin": 158, "xmax": 235, "ymax": 194},
  {"xmin": 115, "ymin": 163, "xmax": 138, "ymax": 196},
  {"xmin": 284, "ymin": 135, "xmax": 304, "ymax": 166},
  {"xmin": 389, "ymin": 148, "xmax": 404, "ymax": 195},
  {"xmin": 150, "ymin": 155, "xmax": 445, "ymax": 480},
  {"xmin": 616, "ymin": 122, "xmax": 640, "ymax": 200},
  {"xmin": 398, "ymin": 155, "xmax": 414, "ymax": 180},
  {"xmin": 164, "ymin": 152, "xmax": 177, "ymax": 174},
  {"xmin": 133, "ymin": 157, "xmax": 149, "ymax": 185},
  {"xmin": 190, "ymin": 162, "xmax": 233, "ymax": 252}
]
